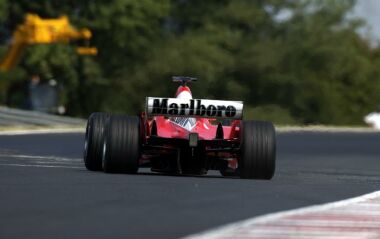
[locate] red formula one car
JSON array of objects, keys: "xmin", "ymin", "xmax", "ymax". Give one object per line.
[{"xmin": 84, "ymin": 77, "xmax": 276, "ymax": 179}]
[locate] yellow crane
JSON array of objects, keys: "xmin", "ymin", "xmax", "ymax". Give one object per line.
[{"xmin": 0, "ymin": 13, "xmax": 97, "ymax": 72}]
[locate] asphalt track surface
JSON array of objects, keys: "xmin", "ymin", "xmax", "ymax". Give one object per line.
[{"xmin": 0, "ymin": 131, "xmax": 380, "ymax": 239}]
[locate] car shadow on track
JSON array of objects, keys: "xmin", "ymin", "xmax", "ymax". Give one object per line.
[
  {"xmin": 136, "ymin": 171, "xmax": 242, "ymax": 180},
  {"xmin": 81, "ymin": 168, "xmax": 243, "ymax": 180}
]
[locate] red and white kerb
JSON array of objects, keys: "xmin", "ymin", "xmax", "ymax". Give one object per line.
[{"xmin": 184, "ymin": 191, "xmax": 380, "ymax": 239}]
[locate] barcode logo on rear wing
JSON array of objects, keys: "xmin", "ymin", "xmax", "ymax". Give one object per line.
[{"xmin": 146, "ymin": 97, "xmax": 243, "ymax": 119}]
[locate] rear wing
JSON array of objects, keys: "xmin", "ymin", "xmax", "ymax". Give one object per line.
[{"xmin": 146, "ymin": 97, "xmax": 243, "ymax": 119}]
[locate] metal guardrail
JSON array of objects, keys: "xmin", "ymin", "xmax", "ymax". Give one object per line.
[{"xmin": 0, "ymin": 106, "xmax": 85, "ymax": 127}]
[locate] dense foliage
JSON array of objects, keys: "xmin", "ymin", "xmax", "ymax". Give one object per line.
[{"xmin": 0, "ymin": 0, "xmax": 379, "ymax": 125}]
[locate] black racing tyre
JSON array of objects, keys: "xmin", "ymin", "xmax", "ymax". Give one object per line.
[
  {"xmin": 239, "ymin": 120, "xmax": 276, "ymax": 179},
  {"xmin": 84, "ymin": 112, "xmax": 110, "ymax": 171},
  {"xmin": 102, "ymin": 115, "xmax": 141, "ymax": 173}
]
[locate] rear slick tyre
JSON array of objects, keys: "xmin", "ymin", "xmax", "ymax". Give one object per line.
[
  {"xmin": 239, "ymin": 120, "xmax": 276, "ymax": 180},
  {"xmin": 84, "ymin": 112, "xmax": 110, "ymax": 171},
  {"xmin": 103, "ymin": 115, "xmax": 141, "ymax": 174}
]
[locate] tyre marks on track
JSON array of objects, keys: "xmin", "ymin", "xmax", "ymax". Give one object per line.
[
  {"xmin": 0, "ymin": 153, "xmax": 83, "ymax": 169},
  {"xmin": 184, "ymin": 191, "xmax": 380, "ymax": 239}
]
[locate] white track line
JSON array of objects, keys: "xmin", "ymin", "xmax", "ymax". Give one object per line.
[
  {"xmin": 0, "ymin": 153, "xmax": 82, "ymax": 168},
  {"xmin": 0, "ymin": 154, "xmax": 82, "ymax": 162},
  {"xmin": 183, "ymin": 191, "xmax": 380, "ymax": 239},
  {"xmin": 0, "ymin": 163, "xmax": 83, "ymax": 169},
  {"xmin": 0, "ymin": 128, "xmax": 84, "ymax": 135},
  {"xmin": 276, "ymin": 126, "xmax": 377, "ymax": 133},
  {"xmin": 34, "ymin": 161, "xmax": 81, "ymax": 165}
]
